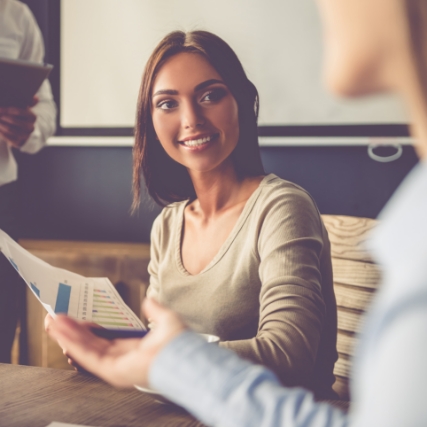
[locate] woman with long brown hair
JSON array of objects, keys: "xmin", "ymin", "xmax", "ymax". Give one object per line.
[{"xmin": 131, "ymin": 30, "xmax": 337, "ymax": 398}]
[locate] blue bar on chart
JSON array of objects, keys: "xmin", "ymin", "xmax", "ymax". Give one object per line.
[
  {"xmin": 54, "ymin": 283, "xmax": 71, "ymax": 314},
  {"xmin": 8, "ymin": 257, "xmax": 19, "ymax": 272},
  {"xmin": 30, "ymin": 282, "xmax": 40, "ymax": 297}
]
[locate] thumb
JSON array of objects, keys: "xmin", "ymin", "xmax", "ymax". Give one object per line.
[
  {"xmin": 29, "ymin": 96, "xmax": 39, "ymax": 107},
  {"xmin": 142, "ymin": 298, "xmax": 167, "ymax": 322}
]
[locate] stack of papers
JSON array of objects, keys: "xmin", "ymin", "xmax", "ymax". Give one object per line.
[{"xmin": 0, "ymin": 229, "xmax": 145, "ymax": 330}]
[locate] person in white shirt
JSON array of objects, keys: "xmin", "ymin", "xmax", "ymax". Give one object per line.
[
  {"xmin": 0, "ymin": 0, "xmax": 56, "ymax": 362},
  {"xmin": 46, "ymin": 0, "xmax": 427, "ymax": 426}
]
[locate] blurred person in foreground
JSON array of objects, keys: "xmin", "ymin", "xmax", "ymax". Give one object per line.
[
  {"xmin": 46, "ymin": 0, "xmax": 427, "ymax": 426},
  {"xmin": 0, "ymin": 0, "xmax": 56, "ymax": 363}
]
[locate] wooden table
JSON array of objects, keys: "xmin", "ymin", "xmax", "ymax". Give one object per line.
[{"xmin": 0, "ymin": 364, "xmax": 205, "ymax": 427}]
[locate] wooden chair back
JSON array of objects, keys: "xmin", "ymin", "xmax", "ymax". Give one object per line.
[{"xmin": 322, "ymin": 215, "xmax": 381, "ymax": 400}]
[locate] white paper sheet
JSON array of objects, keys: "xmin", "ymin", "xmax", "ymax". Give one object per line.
[{"xmin": 0, "ymin": 229, "xmax": 145, "ymax": 330}]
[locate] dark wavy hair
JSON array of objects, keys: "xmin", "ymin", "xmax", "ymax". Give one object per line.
[{"xmin": 132, "ymin": 30, "xmax": 264, "ymax": 210}]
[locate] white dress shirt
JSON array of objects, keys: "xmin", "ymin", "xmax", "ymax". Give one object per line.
[{"xmin": 0, "ymin": 0, "xmax": 56, "ymax": 187}]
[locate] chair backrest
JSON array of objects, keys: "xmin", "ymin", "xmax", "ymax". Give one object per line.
[{"xmin": 322, "ymin": 215, "xmax": 381, "ymax": 400}]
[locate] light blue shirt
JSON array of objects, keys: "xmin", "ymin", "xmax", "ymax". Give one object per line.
[{"xmin": 150, "ymin": 160, "xmax": 427, "ymax": 427}]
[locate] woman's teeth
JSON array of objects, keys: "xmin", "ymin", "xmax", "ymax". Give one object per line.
[{"xmin": 182, "ymin": 135, "xmax": 213, "ymax": 147}]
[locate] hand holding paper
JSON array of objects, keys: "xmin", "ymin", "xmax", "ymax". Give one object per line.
[{"xmin": 0, "ymin": 229, "xmax": 146, "ymax": 331}]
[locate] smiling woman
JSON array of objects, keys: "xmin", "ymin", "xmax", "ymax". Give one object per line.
[
  {"xmin": 151, "ymin": 53, "xmax": 240, "ymax": 183},
  {"xmin": 135, "ymin": 31, "xmax": 338, "ymax": 398},
  {"xmin": 133, "ymin": 31, "xmax": 263, "ymax": 208}
]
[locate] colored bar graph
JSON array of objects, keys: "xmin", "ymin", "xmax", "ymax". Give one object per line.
[
  {"xmin": 8, "ymin": 257, "xmax": 18, "ymax": 272},
  {"xmin": 30, "ymin": 282, "xmax": 40, "ymax": 297},
  {"xmin": 54, "ymin": 283, "xmax": 71, "ymax": 314}
]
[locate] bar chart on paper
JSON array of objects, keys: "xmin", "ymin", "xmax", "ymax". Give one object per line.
[
  {"xmin": 0, "ymin": 229, "xmax": 145, "ymax": 330},
  {"xmin": 30, "ymin": 282, "xmax": 72, "ymax": 313},
  {"xmin": 90, "ymin": 279, "xmax": 143, "ymax": 329}
]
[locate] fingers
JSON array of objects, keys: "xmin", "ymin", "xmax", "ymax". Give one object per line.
[
  {"xmin": 63, "ymin": 349, "xmax": 91, "ymax": 373},
  {"xmin": 44, "ymin": 313, "xmax": 54, "ymax": 332},
  {"xmin": 46, "ymin": 310, "xmax": 186, "ymax": 389},
  {"xmin": 142, "ymin": 297, "xmax": 170, "ymax": 322},
  {"xmin": 48, "ymin": 316, "xmax": 105, "ymax": 374},
  {"xmin": 48, "ymin": 315, "xmax": 95, "ymax": 346},
  {"xmin": 142, "ymin": 298, "xmax": 186, "ymax": 333},
  {"xmin": 29, "ymin": 96, "xmax": 39, "ymax": 107},
  {"xmin": 0, "ymin": 106, "xmax": 37, "ymax": 147},
  {"xmin": 47, "ymin": 315, "xmax": 142, "ymax": 387}
]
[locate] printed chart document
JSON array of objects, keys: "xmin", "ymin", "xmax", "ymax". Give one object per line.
[{"xmin": 0, "ymin": 229, "xmax": 145, "ymax": 330}]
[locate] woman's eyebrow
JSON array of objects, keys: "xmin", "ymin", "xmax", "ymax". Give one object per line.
[
  {"xmin": 194, "ymin": 79, "xmax": 225, "ymax": 91},
  {"xmin": 152, "ymin": 89, "xmax": 178, "ymax": 98},
  {"xmin": 152, "ymin": 79, "xmax": 225, "ymax": 98}
]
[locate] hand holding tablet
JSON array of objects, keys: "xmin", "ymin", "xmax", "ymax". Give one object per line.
[{"xmin": 0, "ymin": 57, "xmax": 53, "ymax": 108}]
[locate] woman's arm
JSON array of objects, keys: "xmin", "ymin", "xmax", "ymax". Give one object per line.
[
  {"xmin": 221, "ymin": 187, "xmax": 330, "ymax": 390},
  {"xmin": 146, "ymin": 213, "xmax": 163, "ymax": 301},
  {"xmin": 151, "ymin": 329, "xmax": 347, "ymax": 427}
]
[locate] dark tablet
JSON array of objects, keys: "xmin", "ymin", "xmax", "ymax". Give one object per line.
[
  {"xmin": 90, "ymin": 327, "xmax": 148, "ymax": 340},
  {"xmin": 0, "ymin": 57, "xmax": 53, "ymax": 108}
]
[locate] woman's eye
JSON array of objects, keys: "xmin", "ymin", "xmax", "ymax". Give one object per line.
[
  {"xmin": 201, "ymin": 88, "xmax": 227, "ymax": 103},
  {"xmin": 156, "ymin": 100, "xmax": 177, "ymax": 110}
]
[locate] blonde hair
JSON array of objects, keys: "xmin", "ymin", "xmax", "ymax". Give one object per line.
[{"xmin": 405, "ymin": 0, "xmax": 427, "ymax": 99}]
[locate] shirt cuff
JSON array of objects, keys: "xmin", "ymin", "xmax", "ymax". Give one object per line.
[{"xmin": 19, "ymin": 125, "xmax": 44, "ymax": 154}]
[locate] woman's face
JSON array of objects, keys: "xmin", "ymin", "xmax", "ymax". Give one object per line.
[
  {"xmin": 151, "ymin": 52, "xmax": 239, "ymax": 175},
  {"xmin": 316, "ymin": 0, "xmax": 405, "ymax": 96}
]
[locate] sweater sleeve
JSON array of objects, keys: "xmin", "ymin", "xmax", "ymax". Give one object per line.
[
  {"xmin": 221, "ymin": 187, "xmax": 327, "ymax": 389},
  {"xmin": 146, "ymin": 212, "xmax": 163, "ymax": 301},
  {"xmin": 17, "ymin": 3, "xmax": 56, "ymax": 154}
]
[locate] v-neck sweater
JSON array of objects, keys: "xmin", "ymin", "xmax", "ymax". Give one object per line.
[{"xmin": 147, "ymin": 174, "xmax": 338, "ymax": 398}]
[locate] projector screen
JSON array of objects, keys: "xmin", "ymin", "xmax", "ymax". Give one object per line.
[{"xmin": 60, "ymin": 0, "xmax": 408, "ymax": 129}]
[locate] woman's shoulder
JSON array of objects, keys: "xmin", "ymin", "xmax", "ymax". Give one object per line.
[
  {"xmin": 258, "ymin": 174, "xmax": 318, "ymax": 208},
  {"xmin": 255, "ymin": 174, "xmax": 324, "ymax": 237},
  {"xmin": 154, "ymin": 200, "xmax": 187, "ymax": 225},
  {"xmin": 153, "ymin": 200, "xmax": 188, "ymax": 234}
]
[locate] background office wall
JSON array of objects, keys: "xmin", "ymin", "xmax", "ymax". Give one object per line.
[
  {"xmin": 15, "ymin": 0, "xmax": 419, "ymax": 243},
  {"xmin": 15, "ymin": 145, "xmax": 418, "ymax": 242}
]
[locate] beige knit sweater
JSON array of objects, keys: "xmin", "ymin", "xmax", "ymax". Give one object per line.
[{"xmin": 147, "ymin": 174, "xmax": 338, "ymax": 398}]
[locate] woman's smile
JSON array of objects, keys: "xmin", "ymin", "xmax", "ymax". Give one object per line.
[
  {"xmin": 151, "ymin": 52, "xmax": 239, "ymax": 173},
  {"xmin": 178, "ymin": 133, "xmax": 220, "ymax": 149}
]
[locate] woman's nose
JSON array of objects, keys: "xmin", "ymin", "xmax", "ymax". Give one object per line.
[{"xmin": 182, "ymin": 102, "xmax": 205, "ymax": 129}]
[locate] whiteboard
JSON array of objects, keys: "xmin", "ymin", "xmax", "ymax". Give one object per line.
[{"xmin": 60, "ymin": 0, "xmax": 408, "ymax": 128}]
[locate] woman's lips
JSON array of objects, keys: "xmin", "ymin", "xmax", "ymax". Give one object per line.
[{"xmin": 179, "ymin": 133, "xmax": 219, "ymax": 149}]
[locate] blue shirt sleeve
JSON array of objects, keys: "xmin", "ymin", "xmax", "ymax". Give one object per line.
[{"xmin": 149, "ymin": 330, "xmax": 348, "ymax": 427}]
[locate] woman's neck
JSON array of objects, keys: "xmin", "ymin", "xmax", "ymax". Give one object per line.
[{"xmin": 188, "ymin": 163, "xmax": 260, "ymax": 218}]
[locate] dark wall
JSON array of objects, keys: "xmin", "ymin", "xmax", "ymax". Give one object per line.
[{"xmin": 15, "ymin": 145, "xmax": 418, "ymax": 243}]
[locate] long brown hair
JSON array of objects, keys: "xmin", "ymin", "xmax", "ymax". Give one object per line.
[{"xmin": 132, "ymin": 30, "xmax": 264, "ymax": 210}]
